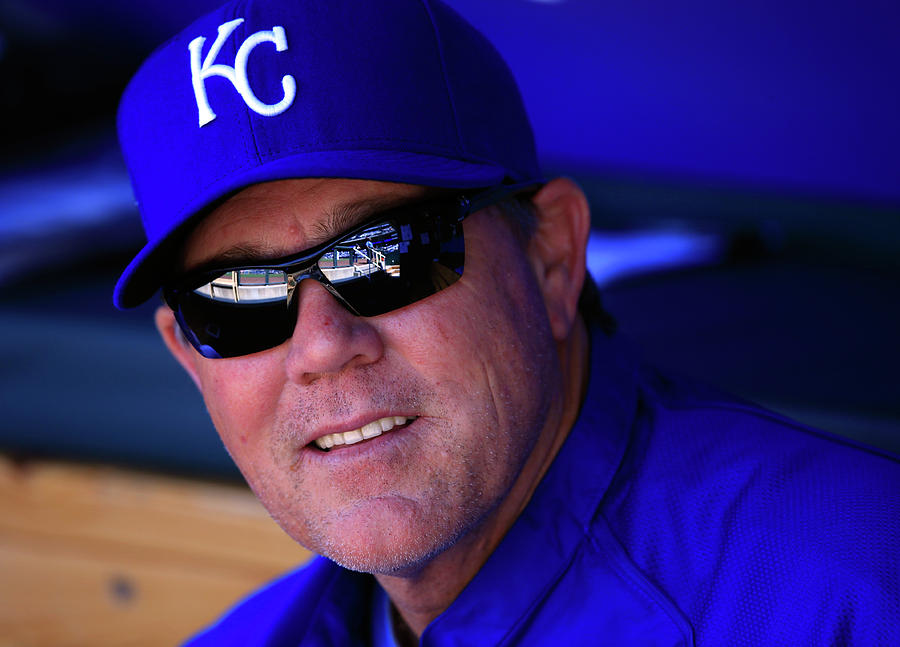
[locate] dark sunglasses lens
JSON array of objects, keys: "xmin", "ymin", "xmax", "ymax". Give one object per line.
[
  {"xmin": 174, "ymin": 269, "xmax": 297, "ymax": 358},
  {"xmin": 318, "ymin": 213, "xmax": 465, "ymax": 317},
  {"xmin": 172, "ymin": 202, "xmax": 467, "ymax": 358}
]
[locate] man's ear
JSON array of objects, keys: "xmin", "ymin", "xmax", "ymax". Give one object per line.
[
  {"xmin": 155, "ymin": 306, "xmax": 202, "ymax": 390},
  {"xmin": 527, "ymin": 177, "xmax": 591, "ymax": 341}
]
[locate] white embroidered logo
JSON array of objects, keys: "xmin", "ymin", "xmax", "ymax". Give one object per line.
[{"xmin": 189, "ymin": 18, "xmax": 296, "ymax": 127}]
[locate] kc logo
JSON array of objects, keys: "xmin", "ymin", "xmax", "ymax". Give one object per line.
[{"xmin": 189, "ymin": 18, "xmax": 296, "ymax": 127}]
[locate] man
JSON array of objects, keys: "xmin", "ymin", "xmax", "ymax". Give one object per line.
[{"xmin": 114, "ymin": 0, "xmax": 899, "ymax": 645}]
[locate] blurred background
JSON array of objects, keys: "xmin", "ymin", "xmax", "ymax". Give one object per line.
[{"xmin": 1, "ymin": 0, "xmax": 898, "ymax": 644}]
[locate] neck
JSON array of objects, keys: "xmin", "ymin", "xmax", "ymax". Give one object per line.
[{"xmin": 376, "ymin": 316, "xmax": 591, "ymax": 639}]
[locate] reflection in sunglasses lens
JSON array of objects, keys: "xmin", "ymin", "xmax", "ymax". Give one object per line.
[
  {"xmin": 193, "ymin": 269, "xmax": 289, "ymax": 304},
  {"xmin": 320, "ymin": 217, "xmax": 464, "ymax": 317},
  {"xmin": 318, "ymin": 221, "xmax": 399, "ymax": 287},
  {"xmin": 173, "ymin": 205, "xmax": 468, "ymax": 358}
]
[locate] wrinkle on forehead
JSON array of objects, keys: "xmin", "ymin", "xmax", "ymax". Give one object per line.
[{"xmin": 181, "ymin": 178, "xmax": 431, "ymax": 271}]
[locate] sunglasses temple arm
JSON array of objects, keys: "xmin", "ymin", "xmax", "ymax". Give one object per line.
[{"xmin": 461, "ymin": 181, "xmax": 544, "ymax": 220}]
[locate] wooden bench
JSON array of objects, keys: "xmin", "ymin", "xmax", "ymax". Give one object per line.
[{"xmin": 0, "ymin": 455, "xmax": 310, "ymax": 646}]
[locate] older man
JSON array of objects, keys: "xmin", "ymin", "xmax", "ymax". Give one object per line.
[{"xmin": 114, "ymin": 0, "xmax": 899, "ymax": 645}]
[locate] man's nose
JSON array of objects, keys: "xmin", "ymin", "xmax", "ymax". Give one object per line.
[{"xmin": 284, "ymin": 278, "xmax": 384, "ymax": 385}]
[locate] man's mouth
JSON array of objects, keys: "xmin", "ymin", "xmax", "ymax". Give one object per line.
[{"xmin": 312, "ymin": 415, "xmax": 417, "ymax": 451}]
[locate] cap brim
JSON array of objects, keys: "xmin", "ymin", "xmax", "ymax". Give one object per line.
[{"xmin": 113, "ymin": 149, "xmax": 512, "ymax": 309}]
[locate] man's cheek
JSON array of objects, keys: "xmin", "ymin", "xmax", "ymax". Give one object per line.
[{"xmin": 200, "ymin": 369, "xmax": 272, "ymax": 447}]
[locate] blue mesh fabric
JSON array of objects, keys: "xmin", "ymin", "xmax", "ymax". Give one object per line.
[{"xmin": 601, "ymin": 368, "xmax": 900, "ymax": 645}]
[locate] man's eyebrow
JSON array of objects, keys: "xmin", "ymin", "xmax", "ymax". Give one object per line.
[
  {"xmin": 312, "ymin": 194, "xmax": 420, "ymax": 241},
  {"xmin": 195, "ymin": 201, "xmax": 396, "ymax": 270},
  {"xmin": 194, "ymin": 190, "xmax": 444, "ymax": 271},
  {"xmin": 196, "ymin": 242, "xmax": 282, "ymax": 270}
]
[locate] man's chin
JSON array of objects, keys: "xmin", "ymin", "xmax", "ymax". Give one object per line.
[
  {"xmin": 307, "ymin": 506, "xmax": 462, "ymax": 577},
  {"xmin": 324, "ymin": 541, "xmax": 441, "ymax": 577}
]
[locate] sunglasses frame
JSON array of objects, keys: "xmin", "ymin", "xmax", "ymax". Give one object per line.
[{"xmin": 163, "ymin": 182, "xmax": 540, "ymax": 358}]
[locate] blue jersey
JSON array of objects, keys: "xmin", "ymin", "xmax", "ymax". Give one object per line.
[{"xmin": 185, "ymin": 331, "xmax": 900, "ymax": 646}]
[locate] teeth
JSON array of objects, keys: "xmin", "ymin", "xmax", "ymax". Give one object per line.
[
  {"xmin": 343, "ymin": 429, "xmax": 363, "ymax": 444},
  {"xmin": 314, "ymin": 416, "xmax": 415, "ymax": 451},
  {"xmin": 363, "ymin": 421, "xmax": 382, "ymax": 438}
]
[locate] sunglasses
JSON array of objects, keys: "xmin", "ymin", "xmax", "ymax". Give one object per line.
[{"xmin": 163, "ymin": 183, "xmax": 536, "ymax": 359}]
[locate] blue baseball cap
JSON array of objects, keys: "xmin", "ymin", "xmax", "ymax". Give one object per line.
[{"xmin": 113, "ymin": 0, "xmax": 542, "ymax": 309}]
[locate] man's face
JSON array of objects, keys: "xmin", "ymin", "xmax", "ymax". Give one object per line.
[{"xmin": 172, "ymin": 178, "xmax": 562, "ymax": 574}]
